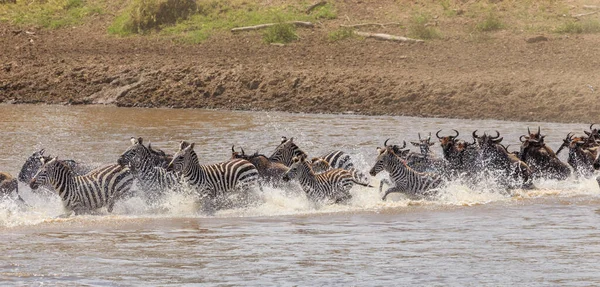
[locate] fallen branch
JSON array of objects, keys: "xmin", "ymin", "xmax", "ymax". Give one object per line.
[
  {"xmin": 340, "ymin": 22, "xmax": 402, "ymax": 29},
  {"xmin": 306, "ymin": 1, "xmax": 327, "ymax": 14},
  {"xmin": 572, "ymin": 11, "xmax": 599, "ymax": 18},
  {"xmin": 583, "ymin": 5, "xmax": 600, "ymax": 10},
  {"xmin": 353, "ymin": 31, "xmax": 423, "ymax": 43},
  {"xmin": 231, "ymin": 21, "xmax": 314, "ymax": 33}
]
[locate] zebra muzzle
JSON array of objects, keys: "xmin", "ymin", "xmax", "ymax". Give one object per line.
[{"xmin": 29, "ymin": 179, "xmax": 39, "ymax": 190}]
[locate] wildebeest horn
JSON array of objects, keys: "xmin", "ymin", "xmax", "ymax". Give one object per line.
[
  {"xmin": 528, "ymin": 127, "xmax": 531, "ymax": 135},
  {"xmin": 472, "ymin": 130, "xmax": 479, "ymax": 138},
  {"xmin": 491, "ymin": 130, "xmax": 500, "ymax": 139},
  {"xmin": 400, "ymin": 141, "xmax": 407, "ymax": 149},
  {"xmin": 427, "ymin": 132, "xmax": 431, "ymax": 141},
  {"xmin": 241, "ymin": 148, "xmax": 245, "ymax": 155},
  {"xmin": 519, "ymin": 135, "xmax": 527, "ymax": 143},
  {"xmin": 591, "ymin": 123, "xmax": 597, "ymax": 130},
  {"xmin": 452, "ymin": 129, "xmax": 459, "ymax": 138},
  {"xmin": 418, "ymin": 133, "xmax": 422, "ymax": 141},
  {"xmin": 436, "ymin": 130, "xmax": 442, "ymax": 139},
  {"xmin": 232, "ymin": 145, "xmax": 235, "ymax": 153},
  {"xmin": 384, "ymin": 138, "xmax": 390, "ymax": 147},
  {"xmin": 537, "ymin": 126, "xmax": 540, "ymax": 135}
]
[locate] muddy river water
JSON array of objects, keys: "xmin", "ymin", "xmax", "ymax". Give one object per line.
[{"xmin": 1, "ymin": 105, "xmax": 600, "ymax": 286}]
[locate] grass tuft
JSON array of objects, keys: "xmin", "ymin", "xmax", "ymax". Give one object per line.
[
  {"xmin": 475, "ymin": 12, "xmax": 503, "ymax": 32},
  {"xmin": 555, "ymin": 19, "xmax": 600, "ymax": 34},
  {"xmin": 0, "ymin": 0, "xmax": 103, "ymax": 29},
  {"xmin": 108, "ymin": 0, "xmax": 196, "ymax": 35},
  {"xmin": 327, "ymin": 27, "xmax": 354, "ymax": 42},
  {"xmin": 408, "ymin": 13, "xmax": 441, "ymax": 40},
  {"xmin": 263, "ymin": 22, "xmax": 297, "ymax": 44}
]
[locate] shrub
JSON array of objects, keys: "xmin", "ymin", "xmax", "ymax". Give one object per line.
[
  {"xmin": 110, "ymin": 0, "xmax": 196, "ymax": 34},
  {"xmin": 555, "ymin": 19, "xmax": 600, "ymax": 34},
  {"xmin": 263, "ymin": 22, "xmax": 297, "ymax": 44}
]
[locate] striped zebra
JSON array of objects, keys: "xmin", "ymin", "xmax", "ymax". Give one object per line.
[
  {"xmin": 319, "ymin": 150, "xmax": 355, "ymax": 170},
  {"xmin": 282, "ymin": 154, "xmax": 371, "ymax": 204},
  {"xmin": 118, "ymin": 137, "xmax": 180, "ymax": 199},
  {"xmin": 30, "ymin": 157, "xmax": 134, "ymax": 215},
  {"xmin": 18, "ymin": 149, "xmax": 92, "ymax": 185},
  {"xmin": 166, "ymin": 141, "xmax": 259, "ymax": 199},
  {"xmin": 269, "ymin": 137, "xmax": 308, "ymax": 167},
  {"xmin": 369, "ymin": 141, "xmax": 444, "ymax": 200},
  {"xmin": 310, "ymin": 157, "xmax": 370, "ymax": 185}
]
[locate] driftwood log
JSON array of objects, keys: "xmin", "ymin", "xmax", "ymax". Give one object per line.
[
  {"xmin": 353, "ymin": 31, "xmax": 423, "ymax": 43},
  {"xmin": 231, "ymin": 21, "xmax": 314, "ymax": 33},
  {"xmin": 572, "ymin": 11, "xmax": 599, "ymax": 18},
  {"xmin": 340, "ymin": 22, "xmax": 402, "ymax": 29},
  {"xmin": 306, "ymin": 1, "xmax": 327, "ymax": 14}
]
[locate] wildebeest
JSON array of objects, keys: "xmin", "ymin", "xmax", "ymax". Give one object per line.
[
  {"xmin": 232, "ymin": 145, "xmax": 289, "ymax": 184},
  {"xmin": 558, "ymin": 133, "xmax": 598, "ymax": 177},
  {"xmin": 519, "ymin": 127, "xmax": 571, "ymax": 180},
  {"xmin": 18, "ymin": 149, "xmax": 93, "ymax": 193},
  {"xmin": 473, "ymin": 130, "xmax": 533, "ymax": 189}
]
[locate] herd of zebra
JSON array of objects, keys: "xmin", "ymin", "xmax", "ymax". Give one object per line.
[{"xmin": 2, "ymin": 124, "xmax": 600, "ymax": 217}]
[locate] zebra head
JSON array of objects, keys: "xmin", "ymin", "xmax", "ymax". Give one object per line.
[
  {"xmin": 18, "ymin": 149, "xmax": 46, "ymax": 183},
  {"xmin": 269, "ymin": 137, "xmax": 308, "ymax": 167},
  {"xmin": 118, "ymin": 137, "xmax": 147, "ymax": 170},
  {"xmin": 282, "ymin": 154, "xmax": 309, "ymax": 182},
  {"xmin": 166, "ymin": 141, "xmax": 196, "ymax": 173},
  {"xmin": 29, "ymin": 156, "xmax": 58, "ymax": 190},
  {"xmin": 370, "ymin": 141, "xmax": 406, "ymax": 176}
]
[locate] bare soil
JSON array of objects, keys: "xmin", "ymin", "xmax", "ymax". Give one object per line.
[{"xmin": 1, "ymin": 3, "xmax": 600, "ymax": 123}]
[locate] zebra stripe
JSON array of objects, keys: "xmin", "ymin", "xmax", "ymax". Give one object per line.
[
  {"xmin": 118, "ymin": 137, "xmax": 180, "ymax": 197},
  {"xmin": 320, "ymin": 150, "xmax": 355, "ymax": 170},
  {"xmin": 369, "ymin": 145, "xmax": 443, "ymax": 200},
  {"xmin": 269, "ymin": 137, "xmax": 307, "ymax": 167},
  {"xmin": 310, "ymin": 157, "xmax": 370, "ymax": 185},
  {"xmin": 283, "ymin": 155, "xmax": 365, "ymax": 203},
  {"xmin": 30, "ymin": 158, "xmax": 133, "ymax": 215},
  {"xmin": 167, "ymin": 142, "xmax": 259, "ymax": 198}
]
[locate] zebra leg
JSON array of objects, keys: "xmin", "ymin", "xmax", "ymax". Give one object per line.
[
  {"xmin": 382, "ymin": 186, "xmax": 404, "ymax": 201},
  {"xmin": 378, "ymin": 179, "xmax": 391, "ymax": 194}
]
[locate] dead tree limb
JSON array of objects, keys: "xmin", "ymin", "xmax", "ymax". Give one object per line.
[
  {"xmin": 353, "ymin": 31, "xmax": 423, "ymax": 43},
  {"xmin": 306, "ymin": 1, "xmax": 327, "ymax": 14},
  {"xmin": 231, "ymin": 21, "xmax": 314, "ymax": 33},
  {"xmin": 572, "ymin": 11, "xmax": 599, "ymax": 18},
  {"xmin": 340, "ymin": 22, "xmax": 402, "ymax": 29}
]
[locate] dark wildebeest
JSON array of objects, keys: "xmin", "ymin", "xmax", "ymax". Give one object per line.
[{"xmin": 519, "ymin": 127, "xmax": 571, "ymax": 180}]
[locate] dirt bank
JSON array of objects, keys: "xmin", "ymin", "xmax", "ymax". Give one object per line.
[{"xmin": 1, "ymin": 14, "xmax": 600, "ymax": 123}]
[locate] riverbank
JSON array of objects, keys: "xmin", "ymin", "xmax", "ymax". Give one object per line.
[{"xmin": 1, "ymin": 1, "xmax": 600, "ymax": 123}]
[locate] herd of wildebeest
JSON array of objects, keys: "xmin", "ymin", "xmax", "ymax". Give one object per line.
[{"xmin": 1, "ymin": 124, "xmax": 600, "ymax": 216}]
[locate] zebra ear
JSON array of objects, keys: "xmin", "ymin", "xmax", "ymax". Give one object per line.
[
  {"xmin": 130, "ymin": 137, "xmax": 137, "ymax": 145},
  {"xmin": 138, "ymin": 137, "xmax": 143, "ymax": 145},
  {"xmin": 292, "ymin": 156, "xmax": 299, "ymax": 163},
  {"xmin": 189, "ymin": 142, "xmax": 195, "ymax": 150},
  {"xmin": 281, "ymin": 136, "xmax": 287, "ymax": 143},
  {"xmin": 376, "ymin": 147, "xmax": 383, "ymax": 154},
  {"xmin": 310, "ymin": 157, "xmax": 319, "ymax": 163},
  {"xmin": 39, "ymin": 149, "xmax": 45, "ymax": 155},
  {"xmin": 289, "ymin": 137, "xmax": 294, "ymax": 143},
  {"xmin": 179, "ymin": 141, "xmax": 189, "ymax": 150}
]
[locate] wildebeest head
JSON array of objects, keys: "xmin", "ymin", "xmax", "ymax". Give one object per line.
[
  {"xmin": 410, "ymin": 132, "xmax": 436, "ymax": 155},
  {"xmin": 436, "ymin": 129, "xmax": 460, "ymax": 153},
  {"xmin": 473, "ymin": 130, "xmax": 503, "ymax": 150}
]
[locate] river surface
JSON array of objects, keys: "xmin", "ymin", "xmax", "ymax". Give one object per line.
[{"xmin": 1, "ymin": 105, "xmax": 600, "ymax": 286}]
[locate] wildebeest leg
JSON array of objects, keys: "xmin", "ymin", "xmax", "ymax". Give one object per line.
[{"xmin": 382, "ymin": 186, "xmax": 404, "ymax": 201}]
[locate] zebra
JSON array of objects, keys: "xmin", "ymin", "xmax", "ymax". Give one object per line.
[
  {"xmin": 310, "ymin": 157, "xmax": 370, "ymax": 185},
  {"xmin": 18, "ymin": 149, "xmax": 93, "ymax": 193},
  {"xmin": 29, "ymin": 157, "xmax": 134, "ymax": 216},
  {"xmin": 319, "ymin": 150, "xmax": 355, "ymax": 170},
  {"xmin": 282, "ymin": 154, "xmax": 371, "ymax": 204},
  {"xmin": 369, "ymin": 140, "xmax": 444, "ymax": 200},
  {"xmin": 117, "ymin": 137, "xmax": 181, "ymax": 200},
  {"xmin": 166, "ymin": 141, "xmax": 259, "ymax": 200},
  {"xmin": 269, "ymin": 137, "xmax": 308, "ymax": 167}
]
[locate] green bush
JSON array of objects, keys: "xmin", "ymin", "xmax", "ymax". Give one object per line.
[
  {"xmin": 263, "ymin": 22, "xmax": 298, "ymax": 44},
  {"xmin": 109, "ymin": 0, "xmax": 196, "ymax": 34}
]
